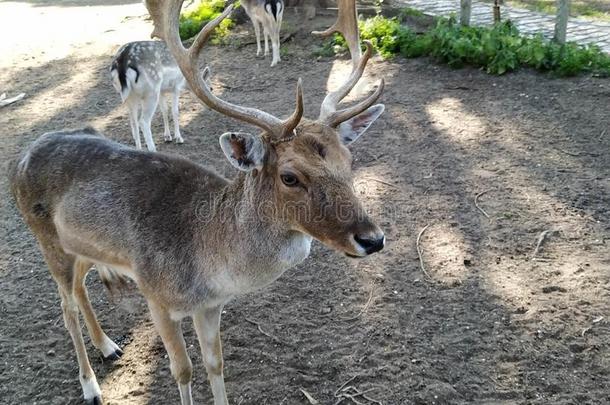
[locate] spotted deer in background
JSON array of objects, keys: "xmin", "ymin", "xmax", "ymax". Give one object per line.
[
  {"xmin": 242, "ymin": 0, "xmax": 284, "ymax": 66},
  {"xmin": 110, "ymin": 40, "xmax": 186, "ymax": 151},
  {"xmin": 9, "ymin": 0, "xmax": 385, "ymax": 403}
]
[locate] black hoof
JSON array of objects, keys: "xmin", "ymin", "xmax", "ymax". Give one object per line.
[
  {"xmin": 85, "ymin": 395, "xmax": 103, "ymax": 405},
  {"xmin": 104, "ymin": 347, "xmax": 123, "ymax": 361}
]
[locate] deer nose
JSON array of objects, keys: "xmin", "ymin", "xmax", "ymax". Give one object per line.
[{"xmin": 354, "ymin": 233, "xmax": 385, "ymax": 254}]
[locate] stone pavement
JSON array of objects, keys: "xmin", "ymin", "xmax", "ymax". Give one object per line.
[{"xmin": 398, "ymin": 0, "xmax": 610, "ymax": 53}]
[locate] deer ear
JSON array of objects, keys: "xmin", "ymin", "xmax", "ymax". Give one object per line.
[
  {"xmin": 337, "ymin": 104, "xmax": 385, "ymax": 145},
  {"xmin": 219, "ymin": 132, "xmax": 267, "ymax": 172}
]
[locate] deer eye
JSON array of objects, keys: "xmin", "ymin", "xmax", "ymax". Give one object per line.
[{"xmin": 280, "ymin": 173, "xmax": 299, "ymax": 187}]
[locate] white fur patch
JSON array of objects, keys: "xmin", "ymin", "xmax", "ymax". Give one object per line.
[
  {"xmin": 80, "ymin": 375, "xmax": 101, "ymax": 401},
  {"xmin": 280, "ymin": 233, "xmax": 312, "ymax": 266},
  {"xmin": 99, "ymin": 335, "xmax": 121, "ymax": 357},
  {"xmin": 179, "ymin": 383, "xmax": 193, "ymax": 405}
]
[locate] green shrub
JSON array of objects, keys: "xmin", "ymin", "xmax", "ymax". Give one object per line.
[
  {"xmin": 179, "ymin": 0, "xmax": 235, "ymax": 42},
  {"xmin": 325, "ymin": 12, "xmax": 610, "ymax": 77}
]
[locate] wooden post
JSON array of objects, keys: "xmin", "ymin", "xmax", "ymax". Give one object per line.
[
  {"xmin": 460, "ymin": 0, "xmax": 472, "ymax": 26},
  {"xmin": 554, "ymin": 0, "xmax": 571, "ymax": 44},
  {"xmin": 493, "ymin": 0, "xmax": 501, "ymax": 23}
]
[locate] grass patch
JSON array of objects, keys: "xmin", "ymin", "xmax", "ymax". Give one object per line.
[
  {"xmin": 327, "ymin": 13, "xmax": 610, "ymax": 77},
  {"xmin": 179, "ymin": 0, "xmax": 236, "ymax": 42}
]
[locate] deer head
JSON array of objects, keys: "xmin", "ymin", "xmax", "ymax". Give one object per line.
[{"xmin": 145, "ymin": 0, "xmax": 385, "ymax": 257}]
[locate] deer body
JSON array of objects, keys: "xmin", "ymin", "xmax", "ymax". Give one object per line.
[
  {"xmin": 110, "ymin": 41, "xmax": 186, "ymax": 151},
  {"xmin": 11, "ymin": 1, "xmax": 386, "ymax": 403},
  {"xmin": 241, "ymin": 0, "xmax": 284, "ymax": 66},
  {"xmin": 12, "ymin": 129, "xmax": 313, "ymax": 307}
]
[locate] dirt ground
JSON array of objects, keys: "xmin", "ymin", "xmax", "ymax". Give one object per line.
[{"xmin": 1, "ymin": 1, "xmax": 609, "ymax": 405}]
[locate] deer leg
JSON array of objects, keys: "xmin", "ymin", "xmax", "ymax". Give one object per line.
[
  {"xmin": 128, "ymin": 101, "xmax": 142, "ymax": 149},
  {"xmin": 193, "ymin": 305, "xmax": 228, "ymax": 405},
  {"xmin": 139, "ymin": 89, "xmax": 159, "ymax": 152},
  {"xmin": 159, "ymin": 94, "xmax": 173, "ymax": 143},
  {"xmin": 253, "ymin": 20, "xmax": 262, "ymax": 56},
  {"xmin": 171, "ymin": 91, "xmax": 184, "ymax": 144},
  {"xmin": 73, "ymin": 259, "xmax": 123, "ymax": 360},
  {"xmin": 270, "ymin": 23, "xmax": 281, "ymax": 67},
  {"xmin": 40, "ymin": 242, "xmax": 102, "ymax": 404},
  {"xmin": 263, "ymin": 24, "xmax": 270, "ymax": 56},
  {"xmin": 149, "ymin": 302, "xmax": 193, "ymax": 405}
]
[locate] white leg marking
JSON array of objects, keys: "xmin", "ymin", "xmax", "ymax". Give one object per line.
[
  {"xmin": 80, "ymin": 375, "xmax": 102, "ymax": 402},
  {"xmin": 159, "ymin": 94, "xmax": 172, "ymax": 142},
  {"xmin": 179, "ymin": 383, "xmax": 193, "ymax": 405},
  {"xmin": 253, "ymin": 20, "xmax": 262, "ymax": 56},
  {"xmin": 128, "ymin": 102, "xmax": 142, "ymax": 149},
  {"xmin": 193, "ymin": 306, "xmax": 228, "ymax": 405},
  {"xmin": 171, "ymin": 91, "xmax": 183, "ymax": 144},
  {"xmin": 263, "ymin": 25, "xmax": 270, "ymax": 56},
  {"xmin": 139, "ymin": 89, "xmax": 159, "ymax": 152},
  {"xmin": 99, "ymin": 334, "xmax": 121, "ymax": 358}
]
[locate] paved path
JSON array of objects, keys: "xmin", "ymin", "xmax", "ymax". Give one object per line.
[{"xmin": 399, "ymin": 0, "xmax": 610, "ymax": 53}]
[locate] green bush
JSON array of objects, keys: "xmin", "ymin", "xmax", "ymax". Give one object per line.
[
  {"xmin": 326, "ymin": 13, "xmax": 610, "ymax": 77},
  {"xmin": 179, "ymin": 0, "xmax": 235, "ymax": 42}
]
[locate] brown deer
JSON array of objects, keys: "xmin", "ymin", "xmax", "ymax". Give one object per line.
[{"xmin": 8, "ymin": 0, "xmax": 385, "ymax": 403}]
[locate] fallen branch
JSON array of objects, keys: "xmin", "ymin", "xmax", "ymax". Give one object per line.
[
  {"xmin": 335, "ymin": 376, "xmax": 358, "ymax": 397},
  {"xmin": 474, "ymin": 190, "xmax": 491, "ymax": 220},
  {"xmin": 300, "ymin": 388, "xmax": 319, "ymax": 404},
  {"xmin": 341, "ymin": 288, "xmax": 375, "ymax": 322},
  {"xmin": 244, "ymin": 317, "xmax": 283, "ymax": 344},
  {"xmin": 582, "ymin": 316, "xmax": 604, "ymax": 337},
  {"xmin": 334, "ymin": 380, "xmax": 382, "ymax": 405},
  {"xmin": 416, "ymin": 224, "xmax": 432, "ymax": 280},
  {"xmin": 557, "ymin": 148, "xmax": 581, "ymax": 157},
  {"xmin": 0, "ymin": 92, "xmax": 25, "ymax": 107},
  {"xmin": 362, "ymin": 176, "xmax": 399, "ymax": 190},
  {"xmin": 531, "ymin": 230, "xmax": 555, "ymax": 259}
]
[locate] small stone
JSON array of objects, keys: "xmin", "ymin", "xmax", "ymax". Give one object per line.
[
  {"xmin": 569, "ymin": 343, "xmax": 586, "ymax": 353},
  {"xmin": 47, "ymin": 349, "xmax": 55, "ymax": 357},
  {"xmin": 542, "ymin": 286, "xmax": 567, "ymax": 293}
]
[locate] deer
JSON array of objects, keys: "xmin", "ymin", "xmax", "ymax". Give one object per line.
[
  {"xmin": 241, "ymin": 0, "xmax": 284, "ymax": 66},
  {"xmin": 110, "ymin": 40, "xmax": 187, "ymax": 151},
  {"xmin": 8, "ymin": 0, "xmax": 385, "ymax": 403}
]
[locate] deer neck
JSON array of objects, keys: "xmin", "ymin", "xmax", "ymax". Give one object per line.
[{"xmin": 196, "ymin": 171, "xmax": 312, "ymax": 294}]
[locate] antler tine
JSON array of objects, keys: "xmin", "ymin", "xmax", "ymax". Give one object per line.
[
  {"xmin": 328, "ymin": 78, "xmax": 385, "ymax": 128},
  {"xmin": 144, "ymin": 0, "xmax": 303, "ymax": 137},
  {"xmin": 312, "ymin": 0, "xmax": 362, "ymax": 68},
  {"xmin": 319, "ymin": 41, "xmax": 372, "ymax": 122}
]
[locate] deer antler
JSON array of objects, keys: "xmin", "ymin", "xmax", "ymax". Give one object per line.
[
  {"xmin": 144, "ymin": 0, "xmax": 303, "ymax": 139},
  {"xmin": 312, "ymin": 0, "xmax": 362, "ymax": 67},
  {"xmin": 314, "ymin": 0, "xmax": 385, "ymax": 128}
]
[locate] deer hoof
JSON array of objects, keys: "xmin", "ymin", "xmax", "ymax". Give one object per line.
[
  {"xmin": 103, "ymin": 347, "xmax": 123, "ymax": 361},
  {"xmin": 175, "ymin": 137, "xmax": 184, "ymax": 144},
  {"xmin": 85, "ymin": 395, "xmax": 103, "ymax": 405}
]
